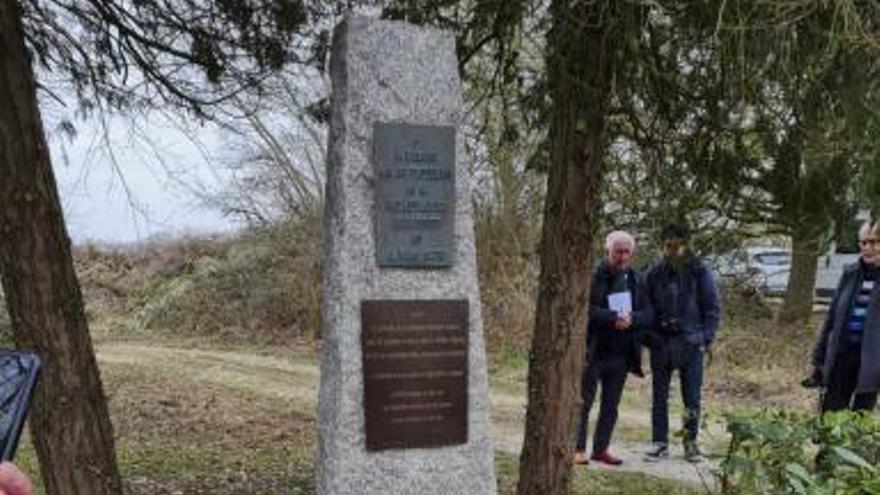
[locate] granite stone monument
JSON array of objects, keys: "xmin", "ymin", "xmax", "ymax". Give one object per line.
[{"xmin": 316, "ymin": 16, "xmax": 497, "ymax": 495}]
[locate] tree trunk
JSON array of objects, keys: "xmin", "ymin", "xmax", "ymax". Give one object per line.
[
  {"xmin": 0, "ymin": 2, "xmax": 123, "ymax": 494},
  {"xmin": 779, "ymin": 233, "xmax": 820, "ymax": 325},
  {"xmin": 516, "ymin": 2, "xmax": 626, "ymax": 494}
]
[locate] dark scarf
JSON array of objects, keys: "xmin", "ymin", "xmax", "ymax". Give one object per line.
[
  {"xmin": 659, "ymin": 251, "xmax": 700, "ymax": 285},
  {"xmin": 658, "ymin": 251, "xmax": 700, "ymax": 320}
]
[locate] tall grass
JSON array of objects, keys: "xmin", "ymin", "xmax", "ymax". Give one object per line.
[
  {"xmin": 73, "ymin": 214, "xmax": 322, "ymax": 344},
  {"xmin": 62, "ymin": 206, "xmax": 827, "ymax": 375}
]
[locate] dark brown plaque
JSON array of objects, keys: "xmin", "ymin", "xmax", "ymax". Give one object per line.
[{"xmin": 361, "ymin": 299, "xmax": 468, "ymax": 451}]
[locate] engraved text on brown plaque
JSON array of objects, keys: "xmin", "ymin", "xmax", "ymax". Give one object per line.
[{"xmin": 361, "ymin": 299, "xmax": 468, "ymax": 451}]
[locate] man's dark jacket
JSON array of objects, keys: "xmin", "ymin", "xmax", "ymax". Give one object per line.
[
  {"xmin": 812, "ymin": 260, "xmax": 880, "ymax": 392},
  {"xmin": 642, "ymin": 253, "xmax": 721, "ymax": 349},
  {"xmin": 587, "ymin": 261, "xmax": 652, "ymax": 377}
]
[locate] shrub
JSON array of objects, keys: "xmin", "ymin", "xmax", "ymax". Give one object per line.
[
  {"xmin": 132, "ymin": 215, "xmax": 322, "ymax": 343},
  {"xmin": 721, "ymin": 410, "xmax": 880, "ymax": 494}
]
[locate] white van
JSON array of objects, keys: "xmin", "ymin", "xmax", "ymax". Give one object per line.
[
  {"xmin": 814, "ymin": 249, "xmax": 858, "ymax": 299},
  {"xmin": 713, "ymin": 246, "xmax": 791, "ymax": 296},
  {"xmin": 814, "ymin": 211, "xmax": 870, "ymax": 300}
]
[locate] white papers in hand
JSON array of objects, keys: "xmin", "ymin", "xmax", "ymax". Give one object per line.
[{"xmin": 608, "ymin": 291, "xmax": 632, "ymax": 314}]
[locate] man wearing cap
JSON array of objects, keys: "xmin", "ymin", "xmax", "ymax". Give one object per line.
[{"xmin": 642, "ymin": 222, "xmax": 721, "ymax": 463}]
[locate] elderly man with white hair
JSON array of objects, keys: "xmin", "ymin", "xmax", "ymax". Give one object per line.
[
  {"xmin": 810, "ymin": 219, "xmax": 880, "ymax": 412},
  {"xmin": 573, "ymin": 230, "xmax": 651, "ymax": 466}
]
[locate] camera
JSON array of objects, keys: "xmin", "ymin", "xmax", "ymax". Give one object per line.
[{"xmin": 659, "ymin": 316, "xmax": 682, "ymax": 335}]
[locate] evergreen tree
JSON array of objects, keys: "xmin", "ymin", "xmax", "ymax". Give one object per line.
[{"xmin": 0, "ymin": 1, "xmax": 310, "ymax": 492}]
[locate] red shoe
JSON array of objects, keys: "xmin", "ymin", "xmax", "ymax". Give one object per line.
[{"xmin": 590, "ymin": 449, "xmax": 623, "ymax": 466}]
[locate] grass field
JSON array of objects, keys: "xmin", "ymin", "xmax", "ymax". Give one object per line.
[
  {"xmin": 6, "ymin": 334, "xmax": 725, "ymax": 494},
  {"xmin": 13, "ymin": 312, "xmax": 818, "ymax": 494}
]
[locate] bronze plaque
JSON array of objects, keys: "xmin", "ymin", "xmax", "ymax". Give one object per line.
[
  {"xmin": 361, "ymin": 299, "xmax": 468, "ymax": 451},
  {"xmin": 373, "ymin": 123, "xmax": 456, "ymax": 268}
]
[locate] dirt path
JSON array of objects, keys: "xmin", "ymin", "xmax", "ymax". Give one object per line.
[
  {"xmin": 488, "ymin": 380, "xmax": 720, "ymax": 489},
  {"xmin": 96, "ymin": 341, "xmax": 718, "ymax": 488}
]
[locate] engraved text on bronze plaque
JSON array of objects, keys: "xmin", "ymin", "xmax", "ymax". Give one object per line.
[
  {"xmin": 374, "ymin": 123, "xmax": 455, "ymax": 268},
  {"xmin": 361, "ymin": 299, "xmax": 468, "ymax": 451}
]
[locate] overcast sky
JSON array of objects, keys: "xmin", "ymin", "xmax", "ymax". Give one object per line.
[{"xmin": 48, "ymin": 113, "xmax": 239, "ymax": 245}]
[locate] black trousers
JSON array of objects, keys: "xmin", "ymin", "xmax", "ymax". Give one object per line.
[
  {"xmin": 822, "ymin": 344, "xmax": 878, "ymax": 413},
  {"xmin": 575, "ymin": 356, "xmax": 627, "ymax": 452},
  {"xmin": 650, "ymin": 341, "xmax": 703, "ymax": 444}
]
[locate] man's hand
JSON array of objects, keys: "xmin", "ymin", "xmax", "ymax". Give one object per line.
[
  {"xmin": 700, "ymin": 344, "xmax": 713, "ymax": 366},
  {"xmin": 614, "ymin": 313, "xmax": 632, "ymax": 330},
  {"xmin": 801, "ymin": 367, "xmax": 823, "ymax": 389},
  {"xmin": 0, "ymin": 463, "xmax": 33, "ymax": 495}
]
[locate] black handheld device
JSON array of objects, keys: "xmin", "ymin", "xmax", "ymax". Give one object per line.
[{"xmin": 0, "ymin": 350, "xmax": 40, "ymax": 461}]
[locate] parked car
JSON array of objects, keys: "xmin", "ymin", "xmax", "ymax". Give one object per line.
[
  {"xmin": 712, "ymin": 246, "xmax": 792, "ymax": 296},
  {"xmin": 815, "ymin": 212, "xmax": 870, "ymax": 300}
]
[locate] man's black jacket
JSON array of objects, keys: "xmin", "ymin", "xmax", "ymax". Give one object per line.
[{"xmin": 587, "ymin": 260, "xmax": 653, "ymax": 377}]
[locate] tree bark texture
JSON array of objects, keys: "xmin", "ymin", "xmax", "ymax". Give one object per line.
[
  {"xmin": 779, "ymin": 232, "xmax": 819, "ymax": 325},
  {"xmin": 0, "ymin": 2, "xmax": 123, "ymax": 494},
  {"xmin": 516, "ymin": 1, "xmax": 624, "ymax": 494}
]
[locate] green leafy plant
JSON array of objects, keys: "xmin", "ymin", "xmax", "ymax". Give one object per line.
[{"xmin": 721, "ymin": 410, "xmax": 880, "ymax": 494}]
